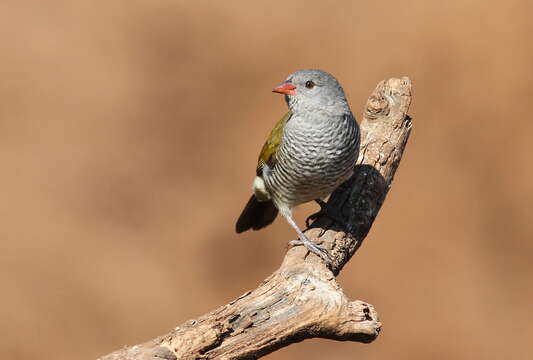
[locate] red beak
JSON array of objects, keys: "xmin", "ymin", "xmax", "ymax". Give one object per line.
[{"xmin": 272, "ymin": 82, "xmax": 297, "ymax": 95}]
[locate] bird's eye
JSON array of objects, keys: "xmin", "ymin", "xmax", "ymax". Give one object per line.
[{"xmin": 305, "ymin": 80, "xmax": 315, "ymax": 89}]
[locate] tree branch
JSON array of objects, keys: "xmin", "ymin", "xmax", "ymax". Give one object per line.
[{"xmin": 98, "ymin": 77, "xmax": 413, "ymax": 360}]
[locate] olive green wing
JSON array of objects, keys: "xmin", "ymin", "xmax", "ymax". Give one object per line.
[{"xmin": 256, "ymin": 111, "xmax": 292, "ymax": 176}]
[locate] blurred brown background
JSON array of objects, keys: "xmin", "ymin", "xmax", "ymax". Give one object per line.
[{"xmin": 1, "ymin": 1, "xmax": 532, "ymax": 359}]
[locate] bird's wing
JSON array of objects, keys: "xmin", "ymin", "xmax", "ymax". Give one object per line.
[{"xmin": 256, "ymin": 111, "xmax": 292, "ymax": 176}]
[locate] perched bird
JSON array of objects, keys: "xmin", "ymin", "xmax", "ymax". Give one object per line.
[{"xmin": 236, "ymin": 69, "xmax": 360, "ymax": 262}]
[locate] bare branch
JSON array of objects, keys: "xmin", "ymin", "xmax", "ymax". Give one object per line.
[{"xmin": 98, "ymin": 77, "xmax": 413, "ymax": 360}]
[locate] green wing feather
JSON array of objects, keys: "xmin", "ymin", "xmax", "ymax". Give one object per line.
[{"xmin": 256, "ymin": 111, "xmax": 292, "ymax": 176}]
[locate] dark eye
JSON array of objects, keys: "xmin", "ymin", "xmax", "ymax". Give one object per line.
[{"xmin": 305, "ymin": 80, "xmax": 315, "ymax": 89}]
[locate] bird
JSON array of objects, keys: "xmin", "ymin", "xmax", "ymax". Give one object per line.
[{"xmin": 235, "ymin": 69, "xmax": 360, "ymax": 263}]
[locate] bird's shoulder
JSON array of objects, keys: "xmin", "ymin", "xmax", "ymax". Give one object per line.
[{"xmin": 256, "ymin": 111, "xmax": 292, "ymax": 176}]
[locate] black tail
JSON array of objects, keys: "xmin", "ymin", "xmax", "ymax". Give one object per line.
[{"xmin": 236, "ymin": 195, "xmax": 278, "ymax": 233}]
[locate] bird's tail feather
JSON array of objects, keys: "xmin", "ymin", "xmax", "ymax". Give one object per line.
[{"xmin": 236, "ymin": 195, "xmax": 278, "ymax": 233}]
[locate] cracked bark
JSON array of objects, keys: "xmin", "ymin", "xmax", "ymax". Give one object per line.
[{"xmin": 97, "ymin": 77, "xmax": 412, "ymax": 360}]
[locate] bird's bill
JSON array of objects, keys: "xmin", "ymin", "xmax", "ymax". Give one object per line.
[{"xmin": 272, "ymin": 82, "xmax": 297, "ymax": 95}]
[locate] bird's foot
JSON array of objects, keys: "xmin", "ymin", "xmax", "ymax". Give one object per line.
[
  {"xmin": 305, "ymin": 199, "xmax": 350, "ymax": 230},
  {"xmin": 289, "ymin": 234, "xmax": 333, "ymax": 265}
]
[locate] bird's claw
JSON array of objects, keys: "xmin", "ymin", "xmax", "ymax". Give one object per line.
[{"xmin": 289, "ymin": 238, "xmax": 334, "ymax": 265}]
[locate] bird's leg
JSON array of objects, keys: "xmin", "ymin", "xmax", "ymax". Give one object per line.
[
  {"xmin": 283, "ymin": 212, "xmax": 333, "ymax": 264},
  {"xmin": 305, "ymin": 199, "xmax": 349, "ymax": 230}
]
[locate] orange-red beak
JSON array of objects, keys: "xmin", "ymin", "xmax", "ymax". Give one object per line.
[{"xmin": 272, "ymin": 82, "xmax": 296, "ymax": 95}]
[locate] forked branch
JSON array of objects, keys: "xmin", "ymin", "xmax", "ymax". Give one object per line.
[{"xmin": 98, "ymin": 77, "xmax": 413, "ymax": 360}]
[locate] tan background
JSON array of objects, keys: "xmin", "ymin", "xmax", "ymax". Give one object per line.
[{"xmin": 1, "ymin": 1, "xmax": 532, "ymax": 359}]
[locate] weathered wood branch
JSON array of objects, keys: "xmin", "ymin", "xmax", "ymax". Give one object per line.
[{"xmin": 98, "ymin": 77, "xmax": 412, "ymax": 360}]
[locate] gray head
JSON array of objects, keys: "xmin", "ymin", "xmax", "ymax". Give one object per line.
[{"xmin": 272, "ymin": 69, "xmax": 350, "ymax": 115}]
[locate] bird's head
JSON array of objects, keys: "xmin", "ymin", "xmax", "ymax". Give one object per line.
[{"xmin": 272, "ymin": 69, "xmax": 349, "ymax": 115}]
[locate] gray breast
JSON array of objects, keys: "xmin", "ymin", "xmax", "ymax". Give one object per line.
[{"xmin": 265, "ymin": 112, "xmax": 360, "ymax": 210}]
